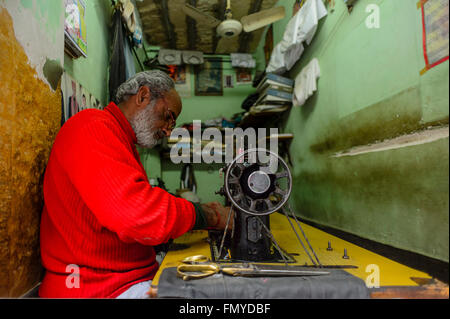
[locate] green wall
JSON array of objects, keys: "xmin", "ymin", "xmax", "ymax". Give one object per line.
[
  {"xmin": 254, "ymin": 0, "xmax": 449, "ymax": 261},
  {"xmin": 64, "ymin": 0, "xmax": 112, "ymax": 105}
]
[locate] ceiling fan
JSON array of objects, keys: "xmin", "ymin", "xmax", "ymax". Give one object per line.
[{"xmin": 182, "ymin": 0, "xmax": 285, "ymax": 39}]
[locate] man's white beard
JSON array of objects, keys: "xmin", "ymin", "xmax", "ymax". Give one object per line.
[{"xmin": 129, "ymin": 100, "xmax": 161, "ymax": 148}]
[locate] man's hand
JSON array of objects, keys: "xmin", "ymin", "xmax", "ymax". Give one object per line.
[{"xmin": 201, "ymin": 202, "xmax": 234, "ymax": 231}]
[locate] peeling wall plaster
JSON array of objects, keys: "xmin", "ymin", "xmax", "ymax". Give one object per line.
[
  {"xmin": 0, "ymin": 0, "xmax": 64, "ymax": 91},
  {"xmin": 0, "ymin": 4, "xmax": 62, "ymax": 297}
]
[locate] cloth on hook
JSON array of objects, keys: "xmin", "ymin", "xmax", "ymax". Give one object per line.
[
  {"xmin": 120, "ymin": 0, "xmax": 136, "ymax": 33},
  {"xmin": 292, "ymin": 58, "xmax": 320, "ymax": 107},
  {"xmin": 266, "ymin": 43, "xmax": 287, "ymax": 74},
  {"xmin": 123, "ymin": 36, "xmax": 136, "ymax": 79},
  {"xmin": 266, "ymin": 0, "xmax": 327, "ymax": 73},
  {"xmin": 284, "ymin": 42, "xmax": 304, "ymax": 71},
  {"xmin": 109, "ymin": 9, "xmax": 127, "ymax": 103}
]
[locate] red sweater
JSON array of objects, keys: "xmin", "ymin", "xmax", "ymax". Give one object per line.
[{"xmin": 39, "ymin": 102, "xmax": 196, "ymax": 298}]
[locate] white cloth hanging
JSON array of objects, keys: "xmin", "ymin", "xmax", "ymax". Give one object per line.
[
  {"xmin": 120, "ymin": 0, "xmax": 136, "ymax": 33},
  {"xmin": 266, "ymin": 43, "xmax": 287, "ymax": 74},
  {"xmin": 266, "ymin": 0, "xmax": 327, "ymax": 73},
  {"xmin": 292, "ymin": 58, "xmax": 320, "ymax": 107},
  {"xmin": 284, "ymin": 42, "xmax": 304, "ymax": 71}
]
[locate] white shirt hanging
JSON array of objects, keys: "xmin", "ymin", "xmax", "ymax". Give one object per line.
[
  {"xmin": 266, "ymin": 0, "xmax": 327, "ymax": 73},
  {"xmin": 292, "ymin": 58, "xmax": 320, "ymax": 107},
  {"xmin": 266, "ymin": 43, "xmax": 287, "ymax": 74}
]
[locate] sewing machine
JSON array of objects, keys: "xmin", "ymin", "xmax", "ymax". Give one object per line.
[
  {"xmin": 210, "ymin": 148, "xmax": 298, "ymax": 264},
  {"xmin": 150, "ymin": 149, "xmax": 445, "ymax": 299}
]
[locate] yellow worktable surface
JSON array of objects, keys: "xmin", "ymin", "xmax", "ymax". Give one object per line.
[{"xmin": 152, "ymin": 212, "xmax": 437, "ymax": 295}]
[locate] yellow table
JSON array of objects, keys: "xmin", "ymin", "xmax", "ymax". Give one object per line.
[{"xmin": 151, "ymin": 213, "xmax": 448, "ymax": 298}]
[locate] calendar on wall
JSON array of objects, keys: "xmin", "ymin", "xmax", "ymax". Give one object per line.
[
  {"xmin": 419, "ymin": 0, "xmax": 449, "ymax": 74},
  {"xmin": 64, "ymin": 0, "xmax": 87, "ymax": 58}
]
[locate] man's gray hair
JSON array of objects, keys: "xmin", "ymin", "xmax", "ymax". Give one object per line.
[{"xmin": 115, "ymin": 70, "xmax": 175, "ymax": 103}]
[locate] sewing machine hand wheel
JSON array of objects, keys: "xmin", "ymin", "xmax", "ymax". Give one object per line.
[{"xmin": 224, "ymin": 148, "xmax": 292, "ymax": 216}]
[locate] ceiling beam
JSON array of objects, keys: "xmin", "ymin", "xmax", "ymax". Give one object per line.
[
  {"xmin": 158, "ymin": 0, "xmax": 177, "ymax": 49},
  {"xmin": 186, "ymin": 0, "xmax": 198, "ymax": 50},
  {"xmin": 238, "ymin": 0, "xmax": 263, "ymax": 53},
  {"xmin": 212, "ymin": 0, "xmax": 227, "ymax": 53}
]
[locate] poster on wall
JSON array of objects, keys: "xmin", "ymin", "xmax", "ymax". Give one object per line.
[
  {"xmin": 235, "ymin": 68, "xmax": 253, "ymax": 85},
  {"xmin": 61, "ymin": 73, "xmax": 80, "ymax": 123},
  {"xmin": 419, "ymin": 0, "xmax": 449, "ymax": 74},
  {"xmin": 224, "ymin": 75, "xmax": 234, "ymax": 88},
  {"xmin": 61, "ymin": 72, "xmax": 102, "ymax": 125},
  {"xmin": 91, "ymin": 94, "xmax": 101, "ymax": 109},
  {"xmin": 168, "ymin": 65, "xmax": 191, "ymax": 98},
  {"xmin": 64, "ymin": 0, "xmax": 87, "ymax": 58},
  {"xmin": 80, "ymin": 86, "xmax": 91, "ymax": 111},
  {"xmin": 194, "ymin": 60, "xmax": 223, "ymax": 96}
]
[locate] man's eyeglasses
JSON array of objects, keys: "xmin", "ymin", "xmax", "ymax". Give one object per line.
[{"xmin": 165, "ymin": 106, "xmax": 176, "ymax": 130}]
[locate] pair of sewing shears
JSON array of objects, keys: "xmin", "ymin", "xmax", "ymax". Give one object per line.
[
  {"xmin": 176, "ymin": 255, "xmax": 331, "ymax": 281},
  {"xmin": 176, "ymin": 255, "xmax": 220, "ymax": 281}
]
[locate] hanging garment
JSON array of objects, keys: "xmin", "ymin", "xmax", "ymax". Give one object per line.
[
  {"xmin": 292, "ymin": 58, "xmax": 320, "ymax": 107},
  {"xmin": 266, "ymin": 0, "xmax": 327, "ymax": 73},
  {"xmin": 284, "ymin": 42, "xmax": 304, "ymax": 71},
  {"xmin": 132, "ymin": 26, "xmax": 143, "ymax": 48},
  {"xmin": 266, "ymin": 43, "xmax": 287, "ymax": 74},
  {"xmin": 123, "ymin": 35, "xmax": 136, "ymax": 80},
  {"xmin": 121, "ymin": 0, "xmax": 136, "ymax": 33},
  {"xmin": 286, "ymin": 0, "xmax": 328, "ymax": 46},
  {"xmin": 109, "ymin": 9, "xmax": 127, "ymax": 102}
]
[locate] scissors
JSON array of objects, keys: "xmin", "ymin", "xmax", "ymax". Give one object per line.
[
  {"xmin": 176, "ymin": 255, "xmax": 220, "ymax": 281},
  {"xmin": 176, "ymin": 255, "xmax": 331, "ymax": 281}
]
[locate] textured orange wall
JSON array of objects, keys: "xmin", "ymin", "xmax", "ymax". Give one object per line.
[{"xmin": 0, "ymin": 8, "xmax": 61, "ymax": 297}]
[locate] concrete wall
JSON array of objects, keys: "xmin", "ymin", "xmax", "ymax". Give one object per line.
[
  {"xmin": 0, "ymin": 0, "xmax": 64, "ymax": 297},
  {"xmin": 255, "ymin": 0, "xmax": 449, "ymax": 262}
]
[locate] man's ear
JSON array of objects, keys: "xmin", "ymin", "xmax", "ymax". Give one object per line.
[{"xmin": 136, "ymin": 86, "xmax": 151, "ymax": 109}]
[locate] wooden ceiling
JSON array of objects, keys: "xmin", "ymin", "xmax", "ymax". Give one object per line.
[{"xmin": 135, "ymin": 0, "xmax": 279, "ymax": 54}]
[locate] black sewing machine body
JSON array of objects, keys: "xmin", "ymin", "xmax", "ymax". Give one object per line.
[{"xmin": 211, "ymin": 149, "xmax": 294, "ymax": 263}]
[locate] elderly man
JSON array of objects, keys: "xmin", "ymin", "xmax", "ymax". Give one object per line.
[{"xmin": 39, "ymin": 70, "xmax": 231, "ymax": 298}]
